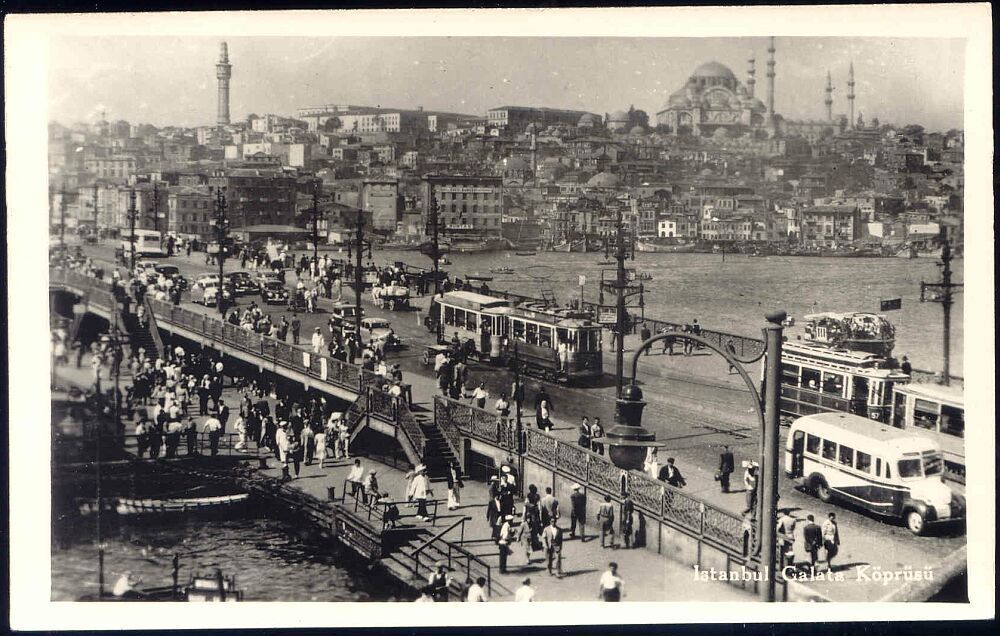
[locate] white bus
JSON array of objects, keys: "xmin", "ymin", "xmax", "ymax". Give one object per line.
[
  {"xmin": 121, "ymin": 229, "xmax": 164, "ymax": 258},
  {"xmin": 890, "ymin": 383, "xmax": 965, "ymax": 483},
  {"xmin": 785, "ymin": 412, "xmax": 965, "ymax": 535}
]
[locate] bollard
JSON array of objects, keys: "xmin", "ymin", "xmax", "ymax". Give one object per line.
[
  {"xmin": 258, "ymin": 456, "xmax": 268, "ymax": 469},
  {"xmin": 327, "ymin": 486, "xmax": 337, "ymax": 501}
]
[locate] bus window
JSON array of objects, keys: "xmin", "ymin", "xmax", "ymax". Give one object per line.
[
  {"xmin": 782, "ymin": 363, "xmax": 800, "ymax": 386},
  {"xmin": 923, "ymin": 453, "xmax": 944, "ymax": 476},
  {"xmin": 838, "ymin": 445, "xmax": 854, "ymax": 468},
  {"xmin": 806, "ymin": 434, "xmax": 821, "ymax": 455},
  {"xmin": 856, "ymin": 451, "xmax": 872, "ymax": 473},
  {"xmin": 940, "ymin": 404, "xmax": 964, "ymax": 438},
  {"xmin": 512, "ymin": 320, "xmax": 525, "ymax": 342},
  {"xmin": 822, "ymin": 439, "xmax": 837, "ymax": 461},
  {"xmin": 875, "ymin": 457, "xmax": 882, "ymax": 476},
  {"xmin": 466, "ymin": 311, "xmax": 478, "ymax": 332},
  {"xmin": 897, "ymin": 458, "xmax": 922, "ymax": 479},
  {"xmin": 884, "ymin": 461, "xmax": 891, "ymax": 479},
  {"xmin": 526, "ymin": 323, "xmax": 538, "ymax": 345},
  {"xmin": 822, "ymin": 372, "xmax": 845, "ymax": 396},
  {"xmin": 539, "ymin": 326, "xmax": 552, "ymax": 349},
  {"xmin": 444, "ymin": 305, "xmax": 455, "ymax": 326},
  {"xmin": 913, "ymin": 399, "xmax": 939, "ymax": 431},
  {"xmin": 801, "ymin": 368, "xmax": 821, "ymax": 390}
]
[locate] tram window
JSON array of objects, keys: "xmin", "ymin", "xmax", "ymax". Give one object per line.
[
  {"xmin": 539, "ymin": 326, "xmax": 552, "ymax": 349},
  {"xmin": 526, "ymin": 323, "xmax": 539, "ymax": 345},
  {"xmin": 512, "ymin": 320, "xmax": 525, "ymax": 342},
  {"xmin": 940, "ymin": 405, "xmax": 964, "ymax": 438},
  {"xmin": 821, "ymin": 439, "xmax": 837, "ymax": 461},
  {"xmin": 913, "ymin": 399, "xmax": 939, "ymax": 431},
  {"xmin": 466, "ymin": 312, "xmax": 478, "ymax": 332},
  {"xmin": 454, "ymin": 308, "xmax": 467, "ymax": 329},
  {"xmin": 822, "ymin": 372, "xmax": 845, "ymax": 396},
  {"xmin": 856, "ymin": 452, "xmax": 871, "ymax": 474},
  {"xmin": 782, "ymin": 363, "xmax": 800, "ymax": 386},
  {"xmin": 892, "ymin": 392, "xmax": 907, "ymax": 428},
  {"xmin": 838, "ymin": 445, "xmax": 855, "ymax": 468},
  {"xmin": 852, "ymin": 376, "xmax": 870, "ymax": 402},
  {"xmin": 589, "ymin": 330, "xmax": 600, "ymax": 351},
  {"xmin": 806, "ymin": 434, "xmax": 821, "ymax": 455},
  {"xmin": 444, "ymin": 306, "xmax": 455, "ymax": 326},
  {"xmin": 801, "ymin": 368, "xmax": 821, "ymax": 390}
]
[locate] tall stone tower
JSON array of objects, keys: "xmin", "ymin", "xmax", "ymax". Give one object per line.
[
  {"xmin": 747, "ymin": 52, "xmax": 756, "ymax": 98},
  {"xmin": 824, "ymin": 70, "xmax": 833, "ymax": 121},
  {"xmin": 847, "ymin": 61, "xmax": 856, "ymax": 130},
  {"xmin": 216, "ymin": 41, "xmax": 232, "ymax": 126},
  {"xmin": 765, "ymin": 36, "xmax": 776, "ymax": 125}
]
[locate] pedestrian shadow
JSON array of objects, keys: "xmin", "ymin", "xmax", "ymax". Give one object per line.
[{"xmin": 554, "ymin": 567, "xmax": 599, "ymax": 579}]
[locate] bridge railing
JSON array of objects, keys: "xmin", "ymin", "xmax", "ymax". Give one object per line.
[{"xmin": 434, "ymin": 395, "xmax": 749, "ymax": 559}]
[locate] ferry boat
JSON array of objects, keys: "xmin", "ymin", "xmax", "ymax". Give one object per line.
[{"xmin": 801, "ymin": 312, "xmax": 895, "ymax": 357}]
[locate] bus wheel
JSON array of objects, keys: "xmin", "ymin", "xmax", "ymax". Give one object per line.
[{"xmin": 905, "ymin": 510, "xmax": 926, "ymax": 535}]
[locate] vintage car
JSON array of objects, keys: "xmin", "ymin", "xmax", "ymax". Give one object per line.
[
  {"xmin": 255, "ymin": 271, "xmax": 282, "ymax": 288},
  {"xmin": 330, "ymin": 303, "xmax": 362, "ymax": 334},
  {"xmin": 360, "ymin": 317, "xmax": 402, "ymax": 351},
  {"xmin": 225, "ymin": 271, "xmax": 257, "ymax": 296},
  {"xmin": 154, "ymin": 264, "xmax": 188, "ymax": 291},
  {"xmin": 190, "ymin": 281, "xmax": 233, "ymax": 307},
  {"xmin": 259, "ymin": 281, "xmax": 290, "ymax": 305}
]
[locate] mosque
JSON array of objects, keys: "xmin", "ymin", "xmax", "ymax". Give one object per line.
[{"xmin": 653, "ymin": 37, "xmax": 855, "ymax": 141}]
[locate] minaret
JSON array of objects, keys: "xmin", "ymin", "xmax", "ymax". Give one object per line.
[
  {"xmin": 747, "ymin": 52, "xmax": 756, "ymax": 98},
  {"xmin": 847, "ymin": 61, "xmax": 856, "ymax": 130},
  {"xmin": 824, "ymin": 70, "xmax": 833, "ymax": 121},
  {"xmin": 766, "ymin": 36, "xmax": 776, "ymax": 124},
  {"xmin": 216, "ymin": 42, "xmax": 232, "ymax": 126},
  {"xmin": 529, "ymin": 126, "xmax": 537, "ymax": 176}
]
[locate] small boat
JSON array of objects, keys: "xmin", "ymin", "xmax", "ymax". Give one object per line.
[
  {"xmin": 489, "ymin": 266, "xmax": 515, "ymax": 274},
  {"xmin": 633, "ymin": 272, "xmax": 653, "ymax": 281},
  {"xmin": 466, "ymin": 274, "xmax": 494, "ymax": 282},
  {"xmin": 81, "ymin": 571, "xmax": 244, "ymax": 602},
  {"xmin": 514, "ymin": 251, "xmax": 536, "ymax": 256},
  {"xmin": 78, "ymin": 493, "xmax": 250, "ymax": 516},
  {"xmin": 596, "ymin": 260, "xmax": 614, "ymax": 266}
]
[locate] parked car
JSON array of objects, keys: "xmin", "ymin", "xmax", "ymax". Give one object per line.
[
  {"xmin": 259, "ymin": 281, "xmax": 289, "ymax": 305},
  {"xmin": 154, "ymin": 264, "xmax": 188, "ymax": 291},
  {"xmin": 255, "ymin": 271, "xmax": 282, "ymax": 288},
  {"xmin": 191, "ymin": 282, "xmax": 233, "ymax": 307},
  {"xmin": 330, "ymin": 303, "xmax": 362, "ymax": 333},
  {"xmin": 225, "ymin": 271, "xmax": 257, "ymax": 295},
  {"xmin": 361, "ymin": 317, "xmax": 401, "ymax": 351}
]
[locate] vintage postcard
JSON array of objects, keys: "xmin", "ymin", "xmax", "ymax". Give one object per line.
[{"xmin": 5, "ymin": 4, "xmax": 994, "ymax": 629}]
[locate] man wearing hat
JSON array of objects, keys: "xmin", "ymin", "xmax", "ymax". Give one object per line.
[
  {"xmin": 498, "ymin": 514, "xmax": 515, "ymax": 574},
  {"xmin": 569, "ymin": 484, "xmax": 587, "ymax": 541},
  {"xmin": 427, "ymin": 562, "xmax": 451, "ymax": 602}
]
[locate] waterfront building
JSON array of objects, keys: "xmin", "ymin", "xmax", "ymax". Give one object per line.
[
  {"xmin": 361, "ymin": 178, "xmax": 402, "ymax": 232},
  {"xmin": 208, "ymin": 167, "xmax": 298, "ymax": 228},
  {"xmin": 422, "ymin": 174, "xmax": 504, "ymax": 239},
  {"xmin": 799, "ymin": 204, "xmax": 862, "ymax": 246}
]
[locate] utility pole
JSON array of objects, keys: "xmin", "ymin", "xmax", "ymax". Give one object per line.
[
  {"xmin": 600, "ymin": 206, "xmax": 639, "ymax": 397},
  {"xmin": 59, "ymin": 181, "xmax": 68, "ymax": 250},
  {"xmin": 920, "ymin": 229, "xmax": 963, "ymax": 385},
  {"xmin": 310, "ymin": 188, "xmax": 320, "ymax": 265},
  {"xmin": 127, "ymin": 189, "xmax": 138, "ymax": 271},
  {"xmin": 348, "ymin": 208, "xmax": 371, "ymax": 344},
  {"xmin": 213, "ymin": 186, "xmax": 230, "ymax": 315},
  {"xmin": 424, "ymin": 191, "xmax": 444, "ymax": 343},
  {"xmin": 149, "ymin": 182, "xmax": 161, "ymax": 234}
]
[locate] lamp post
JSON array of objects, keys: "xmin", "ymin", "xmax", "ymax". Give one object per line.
[
  {"xmin": 310, "ymin": 187, "xmax": 321, "ymax": 265},
  {"xmin": 920, "ymin": 229, "xmax": 962, "ymax": 385},
  {"xmin": 600, "ymin": 205, "xmax": 639, "ymax": 398},
  {"xmin": 127, "ymin": 189, "xmax": 138, "ymax": 271},
  {"xmin": 211, "ymin": 186, "xmax": 230, "ymax": 315},
  {"xmin": 347, "ymin": 208, "xmax": 371, "ymax": 344}
]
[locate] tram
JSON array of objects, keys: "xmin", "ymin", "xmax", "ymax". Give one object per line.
[
  {"xmin": 779, "ymin": 341, "xmax": 911, "ymax": 423},
  {"xmin": 889, "ymin": 383, "xmax": 965, "ymax": 482},
  {"xmin": 426, "ymin": 291, "xmax": 604, "ymax": 383}
]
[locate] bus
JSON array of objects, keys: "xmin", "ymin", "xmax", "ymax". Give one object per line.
[
  {"xmin": 121, "ymin": 229, "xmax": 164, "ymax": 258},
  {"xmin": 890, "ymin": 383, "xmax": 965, "ymax": 482},
  {"xmin": 778, "ymin": 341, "xmax": 910, "ymax": 423},
  {"xmin": 785, "ymin": 412, "xmax": 965, "ymax": 535}
]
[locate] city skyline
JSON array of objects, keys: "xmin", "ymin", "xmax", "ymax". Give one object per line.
[{"xmin": 48, "ymin": 36, "xmax": 965, "ymax": 132}]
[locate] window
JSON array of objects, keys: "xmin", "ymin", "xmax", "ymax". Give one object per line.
[
  {"xmin": 913, "ymin": 399, "xmax": 939, "ymax": 431},
  {"xmin": 525, "ymin": 323, "xmax": 539, "ymax": 345},
  {"xmin": 801, "ymin": 368, "xmax": 821, "ymax": 391},
  {"xmin": 822, "ymin": 372, "xmax": 845, "ymax": 396},
  {"xmin": 892, "ymin": 391, "xmax": 907, "ymax": 428},
  {"xmin": 940, "ymin": 404, "xmax": 964, "ymax": 438},
  {"xmin": 806, "ymin": 434, "xmax": 821, "ymax": 455},
  {"xmin": 821, "ymin": 439, "xmax": 837, "ymax": 461},
  {"xmin": 838, "ymin": 445, "xmax": 854, "ymax": 468},
  {"xmin": 454, "ymin": 308, "xmax": 466, "ymax": 329},
  {"xmin": 781, "ymin": 363, "xmax": 800, "ymax": 386},
  {"xmin": 465, "ymin": 311, "xmax": 478, "ymax": 332},
  {"xmin": 512, "ymin": 320, "xmax": 525, "ymax": 342},
  {"xmin": 897, "ymin": 458, "xmax": 922, "ymax": 479},
  {"xmin": 856, "ymin": 451, "xmax": 872, "ymax": 473},
  {"xmin": 875, "ymin": 457, "xmax": 882, "ymax": 477},
  {"xmin": 538, "ymin": 326, "xmax": 552, "ymax": 349},
  {"xmin": 444, "ymin": 305, "xmax": 455, "ymax": 326},
  {"xmin": 589, "ymin": 330, "xmax": 600, "ymax": 352}
]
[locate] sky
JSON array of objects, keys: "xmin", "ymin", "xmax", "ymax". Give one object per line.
[{"xmin": 47, "ymin": 36, "xmax": 966, "ymax": 132}]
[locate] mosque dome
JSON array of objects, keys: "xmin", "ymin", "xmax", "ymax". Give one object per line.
[
  {"xmin": 609, "ymin": 110, "xmax": 629, "ymax": 123},
  {"xmin": 587, "ymin": 171, "xmax": 621, "ymax": 188},
  {"xmin": 578, "ymin": 113, "xmax": 600, "ymax": 127},
  {"xmin": 690, "ymin": 61, "xmax": 737, "ymax": 81}
]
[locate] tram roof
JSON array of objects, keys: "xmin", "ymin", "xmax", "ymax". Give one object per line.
[
  {"xmin": 794, "ymin": 412, "xmax": 941, "ymax": 455},
  {"xmin": 503, "ymin": 305, "xmax": 600, "ymax": 328},
  {"xmin": 894, "ymin": 382, "xmax": 964, "ymax": 406},
  {"xmin": 438, "ymin": 290, "xmax": 511, "ymax": 310},
  {"xmin": 783, "ymin": 341, "xmax": 899, "ymax": 370}
]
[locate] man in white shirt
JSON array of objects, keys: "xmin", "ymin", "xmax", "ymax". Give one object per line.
[
  {"xmin": 598, "ymin": 562, "xmax": 624, "ymax": 602},
  {"xmin": 471, "ymin": 382, "xmax": 489, "ymax": 409},
  {"xmin": 514, "ymin": 577, "xmax": 535, "ymax": 602},
  {"xmin": 434, "ymin": 351, "xmax": 448, "ymax": 375},
  {"xmin": 466, "ymin": 576, "xmax": 489, "ymax": 602},
  {"xmin": 346, "ymin": 459, "xmax": 365, "ymax": 500},
  {"xmin": 202, "ymin": 415, "xmax": 223, "ymax": 456},
  {"xmin": 311, "ymin": 328, "xmax": 326, "ymax": 354}
]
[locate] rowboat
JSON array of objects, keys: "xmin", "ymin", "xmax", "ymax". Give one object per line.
[
  {"xmin": 514, "ymin": 251, "xmax": 536, "ymax": 256},
  {"xmin": 489, "ymin": 266, "xmax": 515, "ymax": 274},
  {"xmin": 77, "ymin": 493, "xmax": 250, "ymax": 516}
]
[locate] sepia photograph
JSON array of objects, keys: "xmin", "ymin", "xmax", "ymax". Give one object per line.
[{"xmin": 5, "ymin": 4, "xmax": 994, "ymax": 629}]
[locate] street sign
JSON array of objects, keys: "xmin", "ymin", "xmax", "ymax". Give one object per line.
[
  {"xmin": 879, "ymin": 298, "xmax": 902, "ymax": 311},
  {"xmin": 578, "ymin": 275, "xmax": 586, "ymax": 287}
]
